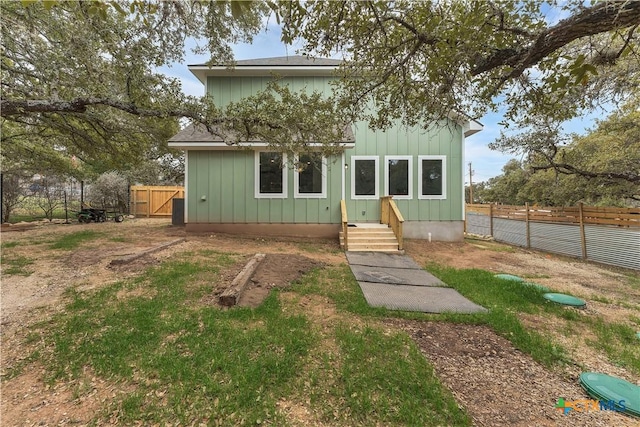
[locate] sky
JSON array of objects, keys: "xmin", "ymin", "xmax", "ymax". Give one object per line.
[{"xmin": 159, "ymin": 21, "xmax": 605, "ymax": 184}]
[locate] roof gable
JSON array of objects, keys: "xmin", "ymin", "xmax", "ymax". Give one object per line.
[
  {"xmin": 217, "ymin": 56, "xmax": 342, "ymax": 67},
  {"xmin": 168, "ymin": 123, "xmax": 355, "ymax": 150},
  {"xmin": 189, "ymin": 55, "xmax": 341, "ymax": 82}
]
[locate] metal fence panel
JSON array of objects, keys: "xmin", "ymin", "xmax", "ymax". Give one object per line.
[
  {"xmin": 530, "ymin": 222, "xmax": 583, "ymax": 258},
  {"xmin": 585, "ymin": 225, "xmax": 640, "ymax": 270},
  {"xmin": 466, "ymin": 212, "xmax": 490, "ymax": 235},
  {"xmin": 466, "ymin": 204, "xmax": 639, "ymax": 271},
  {"xmin": 494, "ymin": 218, "xmax": 527, "ymax": 247}
]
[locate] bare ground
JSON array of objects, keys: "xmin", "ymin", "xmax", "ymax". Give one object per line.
[{"xmin": 1, "ymin": 219, "xmax": 638, "ymax": 426}]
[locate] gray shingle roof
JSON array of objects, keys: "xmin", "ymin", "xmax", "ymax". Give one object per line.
[
  {"xmin": 191, "ymin": 55, "xmax": 342, "ymax": 68},
  {"xmin": 168, "ymin": 124, "xmax": 259, "ymax": 143},
  {"xmin": 168, "ymin": 123, "xmax": 355, "ymax": 144}
]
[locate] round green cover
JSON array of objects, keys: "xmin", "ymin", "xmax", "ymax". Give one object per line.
[
  {"xmin": 495, "ymin": 274, "xmax": 524, "ymax": 282},
  {"xmin": 543, "ymin": 293, "xmax": 586, "ymax": 307},
  {"xmin": 579, "ymin": 372, "xmax": 640, "ymax": 417}
]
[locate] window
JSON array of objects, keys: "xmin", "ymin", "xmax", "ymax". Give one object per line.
[
  {"xmin": 385, "ymin": 156, "xmax": 412, "ymax": 199},
  {"xmin": 255, "ymin": 151, "xmax": 287, "ymax": 198},
  {"xmin": 418, "ymin": 155, "xmax": 446, "ymax": 199},
  {"xmin": 295, "ymin": 154, "xmax": 327, "ymax": 198},
  {"xmin": 351, "ymin": 156, "xmax": 379, "ymax": 199}
]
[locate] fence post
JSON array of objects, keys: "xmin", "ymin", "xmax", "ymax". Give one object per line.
[
  {"xmin": 525, "ymin": 202, "xmax": 531, "ymax": 248},
  {"xmin": 147, "ymin": 188, "xmax": 151, "ymax": 218},
  {"xmin": 579, "ymin": 202, "xmax": 587, "ymax": 259},
  {"xmin": 489, "ymin": 203, "xmax": 494, "ymax": 237}
]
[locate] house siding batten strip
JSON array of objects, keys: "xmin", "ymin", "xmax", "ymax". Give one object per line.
[
  {"xmin": 184, "ymin": 150, "xmax": 189, "ymax": 223},
  {"xmin": 170, "ymin": 56, "xmax": 482, "ymax": 241}
]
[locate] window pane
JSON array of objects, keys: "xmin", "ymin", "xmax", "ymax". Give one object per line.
[
  {"xmin": 422, "ymin": 159, "xmax": 443, "ymax": 195},
  {"xmin": 355, "ymin": 159, "xmax": 376, "ymax": 196},
  {"xmin": 259, "ymin": 152, "xmax": 283, "ymax": 194},
  {"xmin": 298, "ymin": 154, "xmax": 323, "ymax": 194},
  {"xmin": 388, "ymin": 159, "xmax": 409, "ymax": 196}
]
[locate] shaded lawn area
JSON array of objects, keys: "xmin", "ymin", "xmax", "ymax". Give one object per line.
[
  {"xmin": 7, "ymin": 243, "xmax": 637, "ymax": 426},
  {"xmin": 9, "ymin": 253, "xmax": 469, "ymax": 426}
]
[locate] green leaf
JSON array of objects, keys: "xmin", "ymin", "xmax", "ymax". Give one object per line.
[
  {"xmin": 230, "ymin": 1, "xmax": 243, "ymax": 19},
  {"xmin": 42, "ymin": 0, "xmax": 57, "ymax": 10},
  {"xmin": 583, "ymin": 64, "xmax": 598, "ymax": 76},
  {"xmin": 111, "ymin": 2, "xmax": 126, "ymax": 16},
  {"xmin": 572, "ymin": 54, "xmax": 586, "ymax": 69}
]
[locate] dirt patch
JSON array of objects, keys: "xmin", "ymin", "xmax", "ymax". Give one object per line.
[
  {"xmin": 399, "ymin": 238, "xmax": 640, "ymax": 426},
  {"xmin": 1, "ymin": 220, "xmax": 341, "ymax": 427},
  {"xmin": 387, "ymin": 320, "xmax": 636, "ymax": 427},
  {"xmin": 108, "ymin": 253, "xmax": 162, "ymax": 274},
  {"xmin": 406, "ymin": 239, "xmax": 640, "ymax": 326},
  {"xmin": 238, "ymin": 254, "xmax": 324, "ymax": 307},
  {"xmin": 2, "ymin": 220, "xmax": 639, "ymax": 426},
  {"xmin": 1, "ymin": 364, "xmax": 135, "ymax": 427}
]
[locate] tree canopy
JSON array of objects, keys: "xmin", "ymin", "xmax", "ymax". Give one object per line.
[
  {"xmin": 1, "ymin": 0, "xmax": 349, "ymax": 176},
  {"xmin": 475, "ymin": 103, "xmax": 640, "ymax": 206},
  {"xmin": 1, "ymin": 0, "xmax": 263, "ymax": 178},
  {"xmin": 279, "ymin": 0, "xmax": 640, "ymax": 126},
  {"xmin": 1, "ymin": 0, "xmax": 639, "ymax": 180}
]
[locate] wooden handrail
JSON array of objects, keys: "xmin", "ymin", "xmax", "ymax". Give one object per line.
[
  {"xmin": 380, "ymin": 196, "xmax": 404, "ymax": 250},
  {"xmin": 340, "ymin": 199, "xmax": 348, "ymax": 251}
]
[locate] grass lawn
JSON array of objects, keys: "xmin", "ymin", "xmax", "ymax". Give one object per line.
[
  {"xmin": 10, "ymin": 252, "xmax": 469, "ymax": 426},
  {"xmin": 4, "ymin": 240, "xmax": 638, "ymax": 425}
]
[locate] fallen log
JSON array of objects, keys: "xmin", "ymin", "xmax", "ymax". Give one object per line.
[
  {"xmin": 219, "ymin": 253, "xmax": 266, "ymax": 307},
  {"xmin": 109, "ymin": 238, "xmax": 186, "ymax": 266}
]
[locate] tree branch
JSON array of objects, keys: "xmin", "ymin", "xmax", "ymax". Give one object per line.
[
  {"xmin": 532, "ymin": 161, "xmax": 640, "ymax": 184},
  {"xmin": 472, "ymin": 1, "xmax": 640, "ymax": 77},
  {"xmin": 0, "ymin": 97, "xmax": 228, "ymax": 139}
]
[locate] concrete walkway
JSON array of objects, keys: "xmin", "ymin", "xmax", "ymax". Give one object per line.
[{"xmin": 346, "ymin": 252, "xmax": 487, "ymax": 314}]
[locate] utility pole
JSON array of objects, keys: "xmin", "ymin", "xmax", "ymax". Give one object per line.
[{"xmin": 468, "ymin": 162, "xmax": 473, "ymax": 204}]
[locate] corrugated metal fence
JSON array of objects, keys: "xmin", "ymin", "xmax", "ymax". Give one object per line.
[{"xmin": 466, "ymin": 204, "xmax": 640, "ymax": 271}]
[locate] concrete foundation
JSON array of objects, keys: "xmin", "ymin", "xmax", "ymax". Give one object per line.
[
  {"xmin": 186, "ymin": 222, "xmax": 341, "ymax": 239},
  {"xmin": 402, "ymin": 221, "xmax": 464, "ymax": 242},
  {"xmin": 186, "ymin": 221, "xmax": 463, "ymax": 242}
]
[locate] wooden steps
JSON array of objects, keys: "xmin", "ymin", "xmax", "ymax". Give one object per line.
[{"xmin": 339, "ymin": 225, "xmax": 401, "ymax": 252}]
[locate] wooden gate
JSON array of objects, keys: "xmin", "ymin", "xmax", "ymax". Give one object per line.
[{"xmin": 130, "ymin": 185, "xmax": 185, "ymax": 217}]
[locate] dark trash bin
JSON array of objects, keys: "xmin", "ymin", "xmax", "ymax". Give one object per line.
[{"xmin": 172, "ymin": 198, "xmax": 184, "ymax": 226}]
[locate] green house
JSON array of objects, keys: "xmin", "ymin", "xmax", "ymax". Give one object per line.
[{"xmin": 168, "ymin": 56, "xmax": 482, "ymax": 249}]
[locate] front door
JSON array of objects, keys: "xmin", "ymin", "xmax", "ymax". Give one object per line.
[{"xmin": 347, "ymin": 155, "xmax": 380, "ymax": 222}]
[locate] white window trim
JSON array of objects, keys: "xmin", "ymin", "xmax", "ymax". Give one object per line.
[
  {"xmin": 418, "ymin": 155, "xmax": 447, "ymax": 200},
  {"xmin": 351, "ymin": 156, "xmax": 379, "ymax": 200},
  {"xmin": 384, "ymin": 155, "xmax": 413, "ymax": 200},
  {"xmin": 294, "ymin": 154, "xmax": 327, "ymax": 199},
  {"xmin": 254, "ymin": 151, "xmax": 288, "ymax": 199},
  {"xmin": 184, "ymin": 150, "xmax": 189, "ymax": 223}
]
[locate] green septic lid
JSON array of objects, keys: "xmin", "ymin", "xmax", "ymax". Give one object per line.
[
  {"xmin": 636, "ymin": 332, "xmax": 640, "ymax": 340},
  {"xmin": 495, "ymin": 274, "xmax": 524, "ymax": 282},
  {"xmin": 579, "ymin": 372, "xmax": 640, "ymax": 417},
  {"xmin": 543, "ymin": 293, "xmax": 586, "ymax": 307},
  {"xmin": 523, "ymin": 282, "xmax": 551, "ymax": 292}
]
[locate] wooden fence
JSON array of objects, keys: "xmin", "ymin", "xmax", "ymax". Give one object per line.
[
  {"xmin": 466, "ymin": 203, "xmax": 640, "ymax": 229},
  {"xmin": 130, "ymin": 185, "xmax": 185, "ymax": 217},
  {"xmin": 465, "ymin": 203, "xmax": 640, "ymax": 270}
]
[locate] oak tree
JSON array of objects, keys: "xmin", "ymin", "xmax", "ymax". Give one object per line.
[{"xmin": 278, "ymin": 0, "xmax": 640, "ymax": 126}]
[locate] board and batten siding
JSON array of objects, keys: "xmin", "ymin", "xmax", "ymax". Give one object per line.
[
  {"xmin": 207, "ymin": 76, "xmax": 335, "ymax": 107},
  {"xmin": 192, "ymin": 74, "xmax": 465, "ymax": 225},
  {"xmin": 345, "ymin": 121, "xmax": 464, "ymax": 222},
  {"xmin": 187, "ymin": 150, "xmax": 342, "ymax": 224}
]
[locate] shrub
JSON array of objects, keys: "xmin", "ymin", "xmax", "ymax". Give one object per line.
[{"xmin": 86, "ymin": 171, "xmax": 128, "ymax": 211}]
